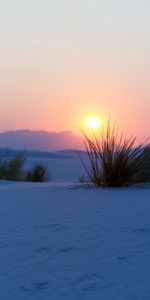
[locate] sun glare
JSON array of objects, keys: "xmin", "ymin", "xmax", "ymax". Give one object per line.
[{"xmin": 86, "ymin": 116, "xmax": 101, "ymax": 130}]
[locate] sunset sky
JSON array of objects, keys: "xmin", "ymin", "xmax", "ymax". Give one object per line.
[{"xmin": 0, "ymin": 0, "xmax": 150, "ymax": 140}]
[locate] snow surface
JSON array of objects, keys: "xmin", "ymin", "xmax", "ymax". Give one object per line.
[{"xmin": 0, "ymin": 152, "xmax": 150, "ymax": 300}]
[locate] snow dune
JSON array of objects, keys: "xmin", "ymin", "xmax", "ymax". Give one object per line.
[{"xmin": 0, "ymin": 152, "xmax": 150, "ymax": 299}]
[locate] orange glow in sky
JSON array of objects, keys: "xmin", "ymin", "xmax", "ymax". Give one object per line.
[{"xmin": 0, "ymin": 1, "xmax": 150, "ymax": 144}]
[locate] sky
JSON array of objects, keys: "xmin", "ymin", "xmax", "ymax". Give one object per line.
[{"xmin": 0, "ymin": 0, "xmax": 150, "ymax": 140}]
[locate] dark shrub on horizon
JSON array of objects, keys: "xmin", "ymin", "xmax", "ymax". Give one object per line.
[
  {"xmin": 133, "ymin": 146, "xmax": 150, "ymax": 183},
  {"xmin": 81, "ymin": 120, "xmax": 150, "ymax": 187},
  {"xmin": 0, "ymin": 151, "xmax": 26, "ymax": 181},
  {"xmin": 26, "ymin": 164, "xmax": 48, "ymax": 182}
]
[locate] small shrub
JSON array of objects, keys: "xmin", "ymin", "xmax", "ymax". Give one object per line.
[
  {"xmin": 0, "ymin": 151, "xmax": 26, "ymax": 181},
  {"xmin": 6, "ymin": 151, "xmax": 26, "ymax": 180},
  {"xmin": 26, "ymin": 164, "xmax": 48, "ymax": 182},
  {"xmin": 81, "ymin": 120, "xmax": 150, "ymax": 187},
  {"xmin": 0, "ymin": 158, "xmax": 8, "ymax": 179},
  {"xmin": 133, "ymin": 146, "xmax": 150, "ymax": 183}
]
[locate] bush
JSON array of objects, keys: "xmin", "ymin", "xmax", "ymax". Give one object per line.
[
  {"xmin": 0, "ymin": 151, "xmax": 26, "ymax": 181},
  {"xmin": 6, "ymin": 151, "xmax": 26, "ymax": 180},
  {"xmin": 81, "ymin": 120, "xmax": 150, "ymax": 187},
  {"xmin": 0, "ymin": 159, "xmax": 7, "ymax": 179},
  {"xmin": 26, "ymin": 164, "xmax": 48, "ymax": 182},
  {"xmin": 134, "ymin": 146, "xmax": 150, "ymax": 182}
]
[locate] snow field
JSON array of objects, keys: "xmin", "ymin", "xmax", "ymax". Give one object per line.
[{"xmin": 0, "ymin": 180, "xmax": 150, "ymax": 300}]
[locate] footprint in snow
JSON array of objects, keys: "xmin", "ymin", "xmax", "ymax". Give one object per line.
[
  {"xmin": 35, "ymin": 223, "xmax": 61, "ymax": 232},
  {"xmin": 133, "ymin": 228, "xmax": 149, "ymax": 233},
  {"xmin": 37, "ymin": 246, "xmax": 50, "ymax": 253},
  {"xmin": 59, "ymin": 246, "xmax": 85, "ymax": 253},
  {"xmin": 117, "ymin": 256, "xmax": 127, "ymax": 261},
  {"xmin": 48, "ymin": 223, "xmax": 61, "ymax": 231},
  {"xmin": 69, "ymin": 273, "xmax": 103, "ymax": 292},
  {"xmin": 32, "ymin": 281, "xmax": 49, "ymax": 290},
  {"xmin": 21, "ymin": 281, "xmax": 49, "ymax": 292}
]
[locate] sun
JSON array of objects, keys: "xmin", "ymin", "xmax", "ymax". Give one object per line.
[{"xmin": 86, "ymin": 116, "xmax": 102, "ymax": 130}]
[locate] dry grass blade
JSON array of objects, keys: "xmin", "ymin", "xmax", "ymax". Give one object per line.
[{"xmin": 80, "ymin": 120, "xmax": 150, "ymax": 187}]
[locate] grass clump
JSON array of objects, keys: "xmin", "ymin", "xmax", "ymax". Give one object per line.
[
  {"xmin": 81, "ymin": 120, "xmax": 150, "ymax": 187},
  {"xmin": 26, "ymin": 164, "xmax": 48, "ymax": 182},
  {"xmin": 0, "ymin": 151, "xmax": 26, "ymax": 181}
]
